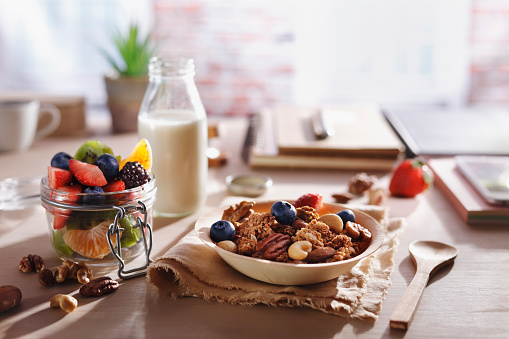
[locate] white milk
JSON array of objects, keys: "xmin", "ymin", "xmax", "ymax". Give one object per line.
[{"xmin": 138, "ymin": 109, "xmax": 207, "ymax": 217}]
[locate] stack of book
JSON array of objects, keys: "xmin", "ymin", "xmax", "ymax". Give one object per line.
[
  {"xmin": 244, "ymin": 104, "xmax": 404, "ymax": 170},
  {"xmin": 428, "ymin": 157, "xmax": 509, "ymax": 225}
]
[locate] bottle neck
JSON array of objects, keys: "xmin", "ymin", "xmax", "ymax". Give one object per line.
[{"xmin": 148, "ymin": 56, "xmax": 195, "ymax": 79}]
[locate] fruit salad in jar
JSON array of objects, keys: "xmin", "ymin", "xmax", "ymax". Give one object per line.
[{"xmin": 40, "ymin": 139, "xmax": 156, "ymax": 267}]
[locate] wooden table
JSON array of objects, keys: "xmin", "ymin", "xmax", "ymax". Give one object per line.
[{"xmin": 0, "ymin": 118, "xmax": 507, "ymax": 338}]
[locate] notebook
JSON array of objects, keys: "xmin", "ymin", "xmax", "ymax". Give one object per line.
[
  {"xmin": 384, "ymin": 107, "xmax": 509, "ymax": 157},
  {"xmin": 244, "ymin": 105, "xmax": 404, "ymax": 170}
]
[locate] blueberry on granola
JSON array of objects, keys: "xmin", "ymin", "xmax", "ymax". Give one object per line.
[
  {"xmin": 210, "ymin": 220, "xmax": 235, "ymax": 243},
  {"xmin": 270, "ymin": 201, "xmax": 296, "ymax": 225},
  {"xmin": 337, "ymin": 209, "xmax": 355, "ymax": 224}
]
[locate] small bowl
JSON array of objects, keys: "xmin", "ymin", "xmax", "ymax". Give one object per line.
[
  {"xmin": 195, "ymin": 201, "xmax": 384, "ymax": 285},
  {"xmin": 225, "ymin": 174, "xmax": 272, "ymax": 197}
]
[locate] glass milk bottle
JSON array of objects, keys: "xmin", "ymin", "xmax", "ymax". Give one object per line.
[{"xmin": 138, "ymin": 57, "xmax": 207, "ymax": 217}]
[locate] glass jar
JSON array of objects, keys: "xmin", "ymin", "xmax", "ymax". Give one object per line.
[
  {"xmin": 40, "ymin": 176, "xmax": 156, "ymax": 277},
  {"xmin": 138, "ymin": 56, "xmax": 208, "ymax": 217}
]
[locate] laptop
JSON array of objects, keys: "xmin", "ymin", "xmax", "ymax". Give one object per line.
[{"xmin": 383, "ymin": 106, "xmax": 509, "ymax": 157}]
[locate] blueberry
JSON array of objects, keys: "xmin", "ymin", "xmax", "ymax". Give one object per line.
[
  {"xmin": 270, "ymin": 200, "xmax": 296, "ymax": 225},
  {"xmin": 51, "ymin": 152, "xmax": 72, "ymax": 170},
  {"xmin": 82, "ymin": 186, "xmax": 105, "ymax": 205},
  {"xmin": 95, "ymin": 154, "xmax": 119, "ymax": 182},
  {"xmin": 210, "ymin": 220, "xmax": 235, "ymax": 243},
  {"xmin": 337, "ymin": 209, "xmax": 355, "ymax": 224}
]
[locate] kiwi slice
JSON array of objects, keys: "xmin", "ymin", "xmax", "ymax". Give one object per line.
[
  {"xmin": 74, "ymin": 140, "xmax": 114, "ymax": 164},
  {"xmin": 52, "ymin": 230, "xmax": 74, "ymax": 257},
  {"xmin": 119, "ymin": 215, "xmax": 141, "ymax": 248}
]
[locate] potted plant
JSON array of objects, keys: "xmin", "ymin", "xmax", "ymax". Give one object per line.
[{"xmin": 102, "ymin": 23, "xmax": 157, "ymax": 133}]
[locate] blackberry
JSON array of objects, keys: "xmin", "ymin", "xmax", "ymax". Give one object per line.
[{"xmin": 118, "ymin": 161, "xmax": 151, "ymax": 189}]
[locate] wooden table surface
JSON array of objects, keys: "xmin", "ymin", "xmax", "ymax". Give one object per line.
[{"xmin": 0, "ymin": 118, "xmax": 507, "ymax": 339}]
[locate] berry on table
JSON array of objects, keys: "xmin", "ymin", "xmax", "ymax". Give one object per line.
[
  {"xmin": 271, "ymin": 201, "xmax": 297, "ymax": 225},
  {"xmin": 118, "ymin": 161, "xmax": 151, "ymax": 189}
]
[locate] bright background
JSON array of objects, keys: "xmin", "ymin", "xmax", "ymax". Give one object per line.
[{"xmin": 0, "ymin": 0, "xmax": 506, "ymax": 116}]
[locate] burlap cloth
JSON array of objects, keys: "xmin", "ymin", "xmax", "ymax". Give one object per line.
[{"xmin": 147, "ymin": 205, "xmax": 406, "ymax": 321}]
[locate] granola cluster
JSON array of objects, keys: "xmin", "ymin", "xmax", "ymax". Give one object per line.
[{"xmin": 221, "ymin": 201, "xmax": 372, "ymax": 264}]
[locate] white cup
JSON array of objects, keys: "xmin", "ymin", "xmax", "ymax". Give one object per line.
[{"xmin": 0, "ymin": 100, "xmax": 61, "ymax": 152}]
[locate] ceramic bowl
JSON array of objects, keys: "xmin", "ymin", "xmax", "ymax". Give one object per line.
[{"xmin": 195, "ymin": 201, "xmax": 384, "ymax": 285}]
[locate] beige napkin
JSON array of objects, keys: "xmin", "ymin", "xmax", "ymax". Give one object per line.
[{"xmin": 147, "ymin": 205, "xmax": 406, "ymax": 321}]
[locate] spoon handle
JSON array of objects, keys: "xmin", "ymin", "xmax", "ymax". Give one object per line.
[{"xmin": 390, "ymin": 269, "xmax": 430, "ymax": 331}]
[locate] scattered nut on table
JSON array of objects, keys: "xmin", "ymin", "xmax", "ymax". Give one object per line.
[
  {"xmin": 38, "ymin": 268, "xmax": 55, "ymax": 287},
  {"xmin": 50, "ymin": 294, "xmax": 77, "ymax": 313},
  {"xmin": 18, "ymin": 254, "xmax": 45, "ymax": 273},
  {"xmin": 348, "ymin": 172, "xmax": 378, "ymax": 195},
  {"xmin": 0, "ymin": 285, "xmax": 22, "ymax": 313},
  {"xmin": 331, "ymin": 192, "xmax": 355, "ymax": 204},
  {"xmin": 55, "ymin": 260, "xmax": 93, "ymax": 284},
  {"xmin": 79, "ymin": 276, "xmax": 119, "ymax": 297}
]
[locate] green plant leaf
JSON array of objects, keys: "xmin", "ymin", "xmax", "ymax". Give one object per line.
[{"xmin": 100, "ymin": 22, "xmax": 157, "ymax": 77}]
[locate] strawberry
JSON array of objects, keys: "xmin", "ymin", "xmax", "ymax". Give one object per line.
[
  {"xmin": 293, "ymin": 193, "xmax": 323, "ymax": 212},
  {"xmin": 389, "ymin": 158, "xmax": 433, "ymax": 197},
  {"xmin": 48, "ymin": 166, "xmax": 72, "ymax": 189},
  {"xmin": 103, "ymin": 180, "xmax": 126, "ymax": 192},
  {"xmin": 51, "ymin": 184, "xmax": 82, "ymax": 229},
  {"xmin": 69, "ymin": 159, "xmax": 107, "ymax": 187},
  {"xmin": 57, "ymin": 184, "xmax": 83, "ymax": 204},
  {"xmin": 53, "ymin": 210, "xmax": 71, "ymax": 230}
]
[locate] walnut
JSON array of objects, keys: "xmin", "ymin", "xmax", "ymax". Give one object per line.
[
  {"xmin": 18, "ymin": 254, "xmax": 45, "ymax": 273},
  {"xmin": 348, "ymin": 172, "xmax": 378, "ymax": 195},
  {"xmin": 222, "ymin": 201, "xmax": 255, "ymax": 223}
]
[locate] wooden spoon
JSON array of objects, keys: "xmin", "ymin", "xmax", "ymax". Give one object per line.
[{"xmin": 390, "ymin": 240, "xmax": 458, "ymax": 331}]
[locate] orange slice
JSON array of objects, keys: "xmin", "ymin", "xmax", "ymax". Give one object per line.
[
  {"xmin": 63, "ymin": 221, "xmax": 121, "ymax": 259},
  {"xmin": 120, "ymin": 138, "xmax": 152, "ymax": 171}
]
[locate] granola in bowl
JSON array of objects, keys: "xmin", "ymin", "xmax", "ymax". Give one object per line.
[{"xmin": 195, "ymin": 196, "xmax": 384, "ymax": 285}]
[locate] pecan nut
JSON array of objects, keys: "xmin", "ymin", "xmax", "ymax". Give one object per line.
[
  {"xmin": 19, "ymin": 254, "xmax": 45, "ymax": 273},
  {"xmin": 256, "ymin": 233, "xmax": 291, "ymax": 260},
  {"xmin": 79, "ymin": 276, "xmax": 119, "ymax": 297},
  {"xmin": 305, "ymin": 247, "xmax": 336, "ymax": 263}
]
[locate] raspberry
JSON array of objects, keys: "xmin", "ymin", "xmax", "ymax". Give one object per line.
[
  {"xmin": 292, "ymin": 193, "xmax": 323, "ymax": 212},
  {"xmin": 118, "ymin": 161, "xmax": 151, "ymax": 189}
]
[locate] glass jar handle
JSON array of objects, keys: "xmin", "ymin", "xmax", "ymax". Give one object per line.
[{"xmin": 107, "ymin": 201, "xmax": 153, "ymax": 279}]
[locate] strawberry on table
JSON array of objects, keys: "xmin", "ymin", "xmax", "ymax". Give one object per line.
[
  {"xmin": 389, "ymin": 158, "xmax": 433, "ymax": 197},
  {"xmin": 69, "ymin": 159, "xmax": 108, "ymax": 187},
  {"xmin": 293, "ymin": 193, "xmax": 323, "ymax": 212}
]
